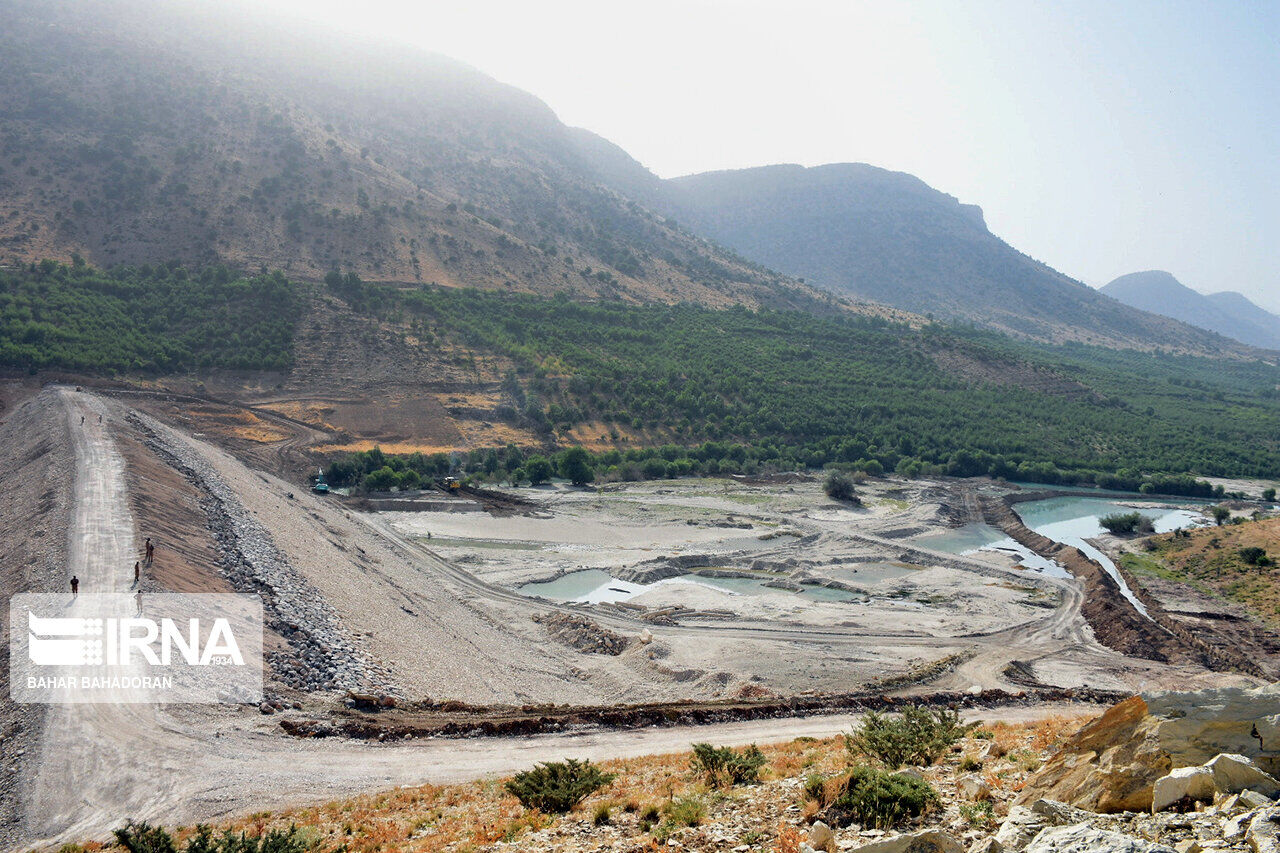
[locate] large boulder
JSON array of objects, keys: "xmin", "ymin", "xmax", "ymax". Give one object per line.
[
  {"xmin": 1204, "ymin": 753, "xmax": 1280, "ymax": 798},
  {"xmin": 1023, "ymin": 824, "xmax": 1176, "ymax": 853},
  {"xmin": 847, "ymin": 830, "xmax": 964, "ymax": 852},
  {"xmin": 1016, "ymin": 696, "xmax": 1170, "ymax": 813},
  {"xmin": 1145, "ymin": 684, "xmax": 1280, "ymax": 776},
  {"xmin": 1151, "ymin": 766, "xmax": 1217, "ymax": 813}
]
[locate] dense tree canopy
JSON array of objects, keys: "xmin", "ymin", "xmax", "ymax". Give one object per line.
[
  {"xmin": 0, "ymin": 261, "xmax": 300, "ymax": 372},
  {"xmin": 369, "ymin": 285, "xmax": 1280, "ymax": 483}
]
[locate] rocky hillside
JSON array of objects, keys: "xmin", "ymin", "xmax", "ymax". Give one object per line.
[
  {"xmin": 1103, "ymin": 271, "xmax": 1280, "ymax": 350},
  {"xmin": 0, "ymin": 0, "xmax": 825, "ymax": 311},
  {"xmin": 655, "ymin": 164, "xmax": 1247, "ymax": 353},
  {"xmin": 0, "ymin": 0, "xmax": 1261, "ymax": 356}
]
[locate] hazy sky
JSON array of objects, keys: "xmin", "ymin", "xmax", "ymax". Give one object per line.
[{"xmin": 257, "ymin": 0, "xmax": 1278, "ymax": 311}]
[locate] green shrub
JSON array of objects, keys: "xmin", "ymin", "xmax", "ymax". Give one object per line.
[
  {"xmin": 114, "ymin": 822, "xmax": 177, "ymax": 853},
  {"xmin": 959, "ymin": 756, "xmax": 983, "ymax": 772},
  {"xmin": 1099, "ymin": 512, "xmax": 1155, "ymax": 535},
  {"xmin": 664, "ymin": 795, "xmax": 707, "ymax": 827},
  {"xmin": 593, "ymin": 803, "xmax": 612, "ymax": 825},
  {"xmin": 690, "ymin": 742, "xmax": 768, "ymax": 786},
  {"xmin": 846, "ymin": 706, "xmax": 973, "ymax": 769},
  {"xmin": 803, "ymin": 772, "xmax": 827, "ymax": 802},
  {"xmin": 823, "ymin": 766, "xmax": 940, "ymax": 829},
  {"xmin": 113, "ymin": 822, "xmax": 314, "ymax": 853},
  {"xmin": 505, "ymin": 759, "xmax": 615, "ymax": 813},
  {"xmin": 1240, "ymin": 546, "xmax": 1270, "ymax": 566},
  {"xmin": 824, "ymin": 472, "xmax": 860, "ymax": 503}
]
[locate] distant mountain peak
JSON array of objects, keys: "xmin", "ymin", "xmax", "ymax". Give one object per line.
[
  {"xmin": 652, "ymin": 166, "xmax": 1234, "ymax": 352},
  {"xmin": 1103, "ymin": 272, "xmax": 1280, "ymax": 351}
]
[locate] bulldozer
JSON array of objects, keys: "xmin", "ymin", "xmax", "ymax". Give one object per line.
[{"xmin": 312, "ymin": 468, "xmax": 330, "ymax": 494}]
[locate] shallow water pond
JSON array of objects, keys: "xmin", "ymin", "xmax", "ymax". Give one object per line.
[
  {"xmin": 912, "ymin": 494, "xmax": 1207, "ymax": 608},
  {"xmin": 518, "ymin": 569, "xmax": 867, "ymax": 606}
]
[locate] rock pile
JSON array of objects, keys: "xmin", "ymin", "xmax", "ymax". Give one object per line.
[
  {"xmin": 129, "ymin": 412, "xmax": 392, "ymax": 693},
  {"xmin": 1018, "ymin": 684, "xmax": 1280, "ymax": 814},
  {"xmin": 532, "ymin": 611, "xmax": 632, "ymax": 655}
]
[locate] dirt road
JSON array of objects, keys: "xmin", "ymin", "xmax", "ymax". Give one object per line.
[
  {"xmin": 12, "ymin": 391, "xmax": 1103, "ymax": 850},
  {"xmin": 22, "ymin": 391, "xmax": 171, "ymax": 843}
]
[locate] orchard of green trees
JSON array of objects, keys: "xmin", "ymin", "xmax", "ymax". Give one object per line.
[
  {"xmin": 320, "ymin": 283, "xmax": 1279, "ymax": 492},
  {"xmin": 0, "ymin": 260, "xmax": 299, "ymax": 372},
  {"xmin": 5, "ymin": 262, "xmax": 1278, "ymax": 495}
]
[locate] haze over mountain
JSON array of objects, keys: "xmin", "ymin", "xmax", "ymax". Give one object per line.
[
  {"xmin": 0, "ymin": 0, "xmax": 825, "ymax": 312},
  {"xmin": 1102, "ymin": 271, "xmax": 1280, "ymax": 351},
  {"xmin": 0, "ymin": 0, "xmax": 1254, "ymax": 356},
  {"xmin": 651, "ymin": 164, "xmax": 1247, "ymax": 352}
]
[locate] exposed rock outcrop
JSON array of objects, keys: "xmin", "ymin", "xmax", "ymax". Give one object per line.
[
  {"xmin": 1145, "ymin": 684, "xmax": 1280, "ymax": 775},
  {"xmin": 1023, "ymin": 824, "xmax": 1175, "ymax": 853},
  {"xmin": 1018, "ymin": 685, "xmax": 1280, "ymax": 816},
  {"xmin": 1015, "ymin": 696, "xmax": 1169, "ymax": 813}
]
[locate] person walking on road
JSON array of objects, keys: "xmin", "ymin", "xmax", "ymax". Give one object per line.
[
  {"xmin": 144, "ymin": 537, "xmax": 154, "ymax": 566},
  {"xmin": 70, "ymin": 575, "xmax": 79, "ymax": 597},
  {"xmin": 134, "ymin": 561, "xmax": 141, "ymax": 585},
  {"xmin": 135, "ymin": 591, "xmax": 143, "ymax": 616}
]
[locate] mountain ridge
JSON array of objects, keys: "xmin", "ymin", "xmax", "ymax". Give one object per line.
[
  {"xmin": 0, "ymin": 0, "xmax": 1258, "ymax": 356},
  {"xmin": 1102, "ymin": 271, "xmax": 1280, "ymax": 350},
  {"xmin": 0, "ymin": 0, "xmax": 834, "ymax": 313},
  {"xmin": 650, "ymin": 162, "xmax": 1248, "ymax": 353}
]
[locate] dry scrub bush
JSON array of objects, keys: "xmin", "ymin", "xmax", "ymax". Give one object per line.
[
  {"xmin": 846, "ymin": 706, "xmax": 973, "ymax": 769},
  {"xmin": 690, "ymin": 742, "xmax": 767, "ymax": 786},
  {"xmin": 504, "ymin": 759, "xmax": 615, "ymax": 814}
]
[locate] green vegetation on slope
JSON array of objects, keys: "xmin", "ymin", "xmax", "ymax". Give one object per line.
[
  {"xmin": 1122, "ymin": 515, "xmax": 1280, "ymax": 627},
  {"xmin": 0, "ymin": 260, "xmax": 300, "ymax": 372},
  {"xmin": 4, "ymin": 261, "xmax": 1277, "ymax": 490},
  {"xmin": 331, "ymin": 283, "xmax": 1280, "ymax": 485}
]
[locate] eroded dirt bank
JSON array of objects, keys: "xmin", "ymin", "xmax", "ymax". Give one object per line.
[
  {"xmin": 284, "ymin": 685, "xmax": 1127, "ymax": 741},
  {"xmin": 978, "ymin": 494, "xmax": 1265, "ymax": 676},
  {"xmin": 0, "ymin": 389, "xmax": 75, "ymax": 852}
]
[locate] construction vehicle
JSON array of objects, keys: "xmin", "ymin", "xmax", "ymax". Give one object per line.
[
  {"xmin": 442, "ymin": 476, "xmax": 462, "ymax": 492},
  {"xmin": 312, "ymin": 468, "xmax": 330, "ymax": 494}
]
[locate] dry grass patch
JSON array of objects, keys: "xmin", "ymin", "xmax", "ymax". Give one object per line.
[
  {"xmin": 1131, "ymin": 516, "xmax": 1280, "ymax": 627},
  {"xmin": 104, "ymin": 716, "xmax": 1096, "ymax": 853}
]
